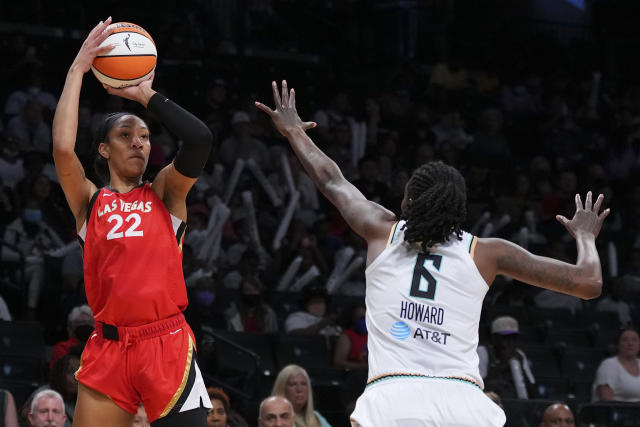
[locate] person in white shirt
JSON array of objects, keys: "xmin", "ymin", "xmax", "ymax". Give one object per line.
[
  {"xmin": 257, "ymin": 80, "xmax": 609, "ymax": 427},
  {"xmin": 592, "ymin": 327, "xmax": 640, "ymax": 402},
  {"xmin": 284, "ymin": 284, "xmax": 341, "ymax": 336}
]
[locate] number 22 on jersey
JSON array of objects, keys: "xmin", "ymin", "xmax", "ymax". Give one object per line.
[
  {"xmin": 410, "ymin": 253, "xmax": 442, "ymax": 300},
  {"xmin": 106, "ymin": 213, "xmax": 144, "ymax": 240}
]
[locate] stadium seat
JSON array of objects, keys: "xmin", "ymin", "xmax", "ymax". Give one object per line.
[
  {"xmin": 519, "ymin": 344, "xmax": 562, "ymax": 378},
  {"xmin": 560, "ymin": 347, "xmax": 608, "ymax": 383},
  {"xmin": 545, "ymin": 328, "xmax": 591, "ymax": 347},
  {"xmin": 575, "ymin": 311, "xmax": 620, "ymax": 332},
  {"xmin": 578, "ymin": 402, "xmax": 640, "ymax": 426},
  {"xmin": 274, "ymin": 333, "xmax": 332, "ymax": 372}
]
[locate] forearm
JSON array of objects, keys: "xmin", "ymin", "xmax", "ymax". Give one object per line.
[
  {"xmin": 574, "ymin": 232, "xmax": 603, "ymax": 296},
  {"xmin": 147, "ymin": 93, "xmax": 212, "ymax": 177},
  {"xmin": 52, "ymin": 66, "xmax": 84, "ymax": 154},
  {"xmin": 283, "ymin": 127, "xmax": 344, "ymax": 195}
]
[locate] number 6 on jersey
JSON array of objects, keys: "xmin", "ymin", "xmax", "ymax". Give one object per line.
[{"xmin": 410, "ymin": 253, "xmax": 442, "ymax": 300}]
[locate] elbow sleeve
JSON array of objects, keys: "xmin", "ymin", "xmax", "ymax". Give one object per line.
[{"xmin": 147, "ymin": 93, "xmax": 213, "ymax": 178}]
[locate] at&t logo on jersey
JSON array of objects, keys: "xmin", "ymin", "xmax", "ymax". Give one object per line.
[{"xmin": 390, "ymin": 321, "xmax": 411, "ymax": 341}]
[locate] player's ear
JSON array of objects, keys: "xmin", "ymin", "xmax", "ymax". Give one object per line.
[{"xmin": 98, "ymin": 142, "xmax": 110, "ymax": 160}]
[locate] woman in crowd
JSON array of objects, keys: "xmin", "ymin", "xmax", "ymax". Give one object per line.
[
  {"xmin": 271, "ymin": 364, "xmax": 332, "ymax": 427},
  {"xmin": 592, "ymin": 327, "xmax": 640, "ymax": 402}
]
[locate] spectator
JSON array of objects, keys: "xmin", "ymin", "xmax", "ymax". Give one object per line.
[
  {"xmin": 478, "ymin": 316, "xmax": 536, "ymax": 399},
  {"xmin": 271, "ymin": 364, "xmax": 332, "ymax": 427},
  {"xmin": 0, "ymin": 389, "xmax": 19, "ymax": 427},
  {"xmin": 352, "ymin": 156, "xmax": 388, "ymax": 205},
  {"xmin": 592, "ymin": 327, "xmax": 640, "ymax": 402},
  {"xmin": 539, "ymin": 402, "xmax": 575, "ymax": 427},
  {"xmin": 258, "ymin": 396, "xmax": 294, "ymax": 427},
  {"xmin": 224, "ymin": 276, "xmax": 278, "ymax": 333},
  {"xmin": 49, "ymin": 353, "xmax": 81, "ymax": 425},
  {"xmin": 207, "ymin": 387, "xmax": 250, "ymax": 427},
  {"xmin": 0, "ymin": 134, "xmax": 24, "ymax": 189},
  {"xmin": 219, "ymin": 111, "xmax": 270, "ymax": 171},
  {"xmin": 132, "ymin": 405, "xmax": 150, "ymax": 427},
  {"xmin": 284, "ymin": 284, "xmax": 341, "ymax": 336},
  {"xmin": 333, "ymin": 302, "xmax": 368, "ymax": 371},
  {"xmin": 27, "ymin": 390, "xmax": 66, "ymax": 427},
  {"xmin": 50, "ymin": 304, "xmax": 93, "ymax": 369},
  {"xmin": 1, "ymin": 198, "xmax": 64, "ymax": 316},
  {"xmin": 207, "ymin": 387, "xmax": 229, "ymax": 427},
  {"xmin": 595, "ymin": 278, "xmax": 632, "ymax": 326},
  {"xmin": 6, "ymin": 98, "xmax": 51, "ymax": 154}
]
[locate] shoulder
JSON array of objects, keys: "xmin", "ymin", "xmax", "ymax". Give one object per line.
[{"xmin": 598, "ymin": 356, "xmax": 618, "ymax": 370}]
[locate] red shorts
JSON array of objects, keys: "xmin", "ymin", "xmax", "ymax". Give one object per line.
[{"xmin": 75, "ymin": 313, "xmax": 211, "ymax": 422}]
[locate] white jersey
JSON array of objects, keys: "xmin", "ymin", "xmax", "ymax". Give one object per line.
[{"xmin": 365, "ymin": 221, "xmax": 488, "ymax": 388}]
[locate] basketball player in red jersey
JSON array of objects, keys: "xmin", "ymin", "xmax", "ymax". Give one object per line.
[{"xmin": 52, "ymin": 18, "xmax": 213, "ymax": 426}]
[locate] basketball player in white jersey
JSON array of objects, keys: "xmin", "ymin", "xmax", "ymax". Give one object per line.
[{"xmin": 256, "ymin": 81, "xmax": 609, "ymax": 427}]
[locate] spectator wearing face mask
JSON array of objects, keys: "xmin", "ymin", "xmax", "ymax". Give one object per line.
[
  {"xmin": 50, "ymin": 305, "xmax": 94, "ymax": 369},
  {"xmin": 333, "ymin": 302, "xmax": 368, "ymax": 371},
  {"xmin": 224, "ymin": 277, "xmax": 278, "ymax": 333},
  {"xmin": 1, "ymin": 197, "xmax": 64, "ymax": 316}
]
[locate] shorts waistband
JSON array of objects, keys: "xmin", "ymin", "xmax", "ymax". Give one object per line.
[
  {"xmin": 366, "ymin": 373, "xmax": 482, "ymax": 389},
  {"xmin": 95, "ymin": 313, "xmax": 186, "ymax": 342}
]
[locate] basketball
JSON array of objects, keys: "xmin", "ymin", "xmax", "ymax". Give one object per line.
[{"xmin": 91, "ymin": 22, "xmax": 157, "ymax": 88}]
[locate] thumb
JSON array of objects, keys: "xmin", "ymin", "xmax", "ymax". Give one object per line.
[
  {"xmin": 555, "ymin": 215, "xmax": 569, "ymax": 226},
  {"xmin": 302, "ymin": 121, "xmax": 317, "ymax": 130}
]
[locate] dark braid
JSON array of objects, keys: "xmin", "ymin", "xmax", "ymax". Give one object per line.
[{"xmin": 402, "ymin": 161, "xmax": 466, "ymax": 252}]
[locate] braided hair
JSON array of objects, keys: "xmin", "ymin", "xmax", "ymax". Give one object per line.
[{"xmin": 402, "ymin": 161, "xmax": 466, "ymax": 252}]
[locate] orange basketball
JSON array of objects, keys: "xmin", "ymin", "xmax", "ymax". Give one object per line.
[{"xmin": 91, "ymin": 22, "xmax": 157, "ymax": 88}]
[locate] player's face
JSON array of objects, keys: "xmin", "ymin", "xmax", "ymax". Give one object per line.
[
  {"xmin": 285, "ymin": 374, "xmax": 308, "ymax": 411},
  {"xmin": 101, "ymin": 115, "xmax": 150, "ymax": 179},
  {"xmin": 618, "ymin": 330, "xmax": 640, "ymax": 358},
  {"xmin": 207, "ymin": 398, "xmax": 227, "ymax": 427}
]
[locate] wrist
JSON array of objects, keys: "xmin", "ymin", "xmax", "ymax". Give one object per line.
[
  {"xmin": 139, "ymin": 87, "xmax": 157, "ymax": 108},
  {"xmin": 284, "ymin": 126, "xmax": 305, "ymax": 137}
]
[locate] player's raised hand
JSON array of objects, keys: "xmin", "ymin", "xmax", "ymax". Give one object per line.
[
  {"xmin": 73, "ymin": 17, "xmax": 114, "ymax": 73},
  {"xmin": 255, "ymin": 80, "xmax": 316, "ymax": 137},
  {"xmin": 102, "ymin": 71, "xmax": 156, "ymax": 107},
  {"xmin": 556, "ymin": 191, "xmax": 610, "ymax": 239}
]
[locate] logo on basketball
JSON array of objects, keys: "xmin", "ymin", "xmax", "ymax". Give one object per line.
[{"xmin": 390, "ymin": 321, "xmax": 411, "ymax": 340}]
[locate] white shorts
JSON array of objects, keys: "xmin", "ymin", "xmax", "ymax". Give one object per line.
[{"xmin": 350, "ymin": 376, "xmax": 506, "ymax": 427}]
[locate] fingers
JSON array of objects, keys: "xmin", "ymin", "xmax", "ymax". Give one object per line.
[
  {"xmin": 585, "ymin": 191, "xmax": 593, "ymax": 211},
  {"xmin": 271, "ymin": 81, "xmax": 282, "ymax": 108},
  {"xmin": 599, "ymin": 208, "xmax": 611, "ymax": 221},
  {"xmin": 593, "ymin": 193, "xmax": 604, "ymax": 213},
  {"xmin": 289, "ymin": 88, "xmax": 296, "ymax": 109},
  {"xmin": 281, "ymin": 80, "xmax": 289, "ymax": 108},
  {"xmin": 254, "ymin": 101, "xmax": 274, "ymax": 116},
  {"xmin": 90, "ymin": 16, "xmax": 112, "ymax": 40},
  {"xmin": 575, "ymin": 193, "xmax": 583, "ymax": 211}
]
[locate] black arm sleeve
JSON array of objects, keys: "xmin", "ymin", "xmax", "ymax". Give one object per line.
[{"xmin": 147, "ymin": 92, "xmax": 213, "ymax": 178}]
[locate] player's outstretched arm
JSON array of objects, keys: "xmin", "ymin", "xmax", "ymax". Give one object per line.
[
  {"xmin": 255, "ymin": 81, "xmax": 395, "ymax": 244},
  {"xmin": 52, "ymin": 17, "xmax": 113, "ymax": 225},
  {"xmin": 103, "ymin": 75, "xmax": 213, "ymax": 220},
  {"xmin": 476, "ymin": 192, "xmax": 610, "ymax": 299}
]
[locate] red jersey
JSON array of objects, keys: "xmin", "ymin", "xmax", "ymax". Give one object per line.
[{"xmin": 79, "ymin": 183, "xmax": 188, "ymax": 326}]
